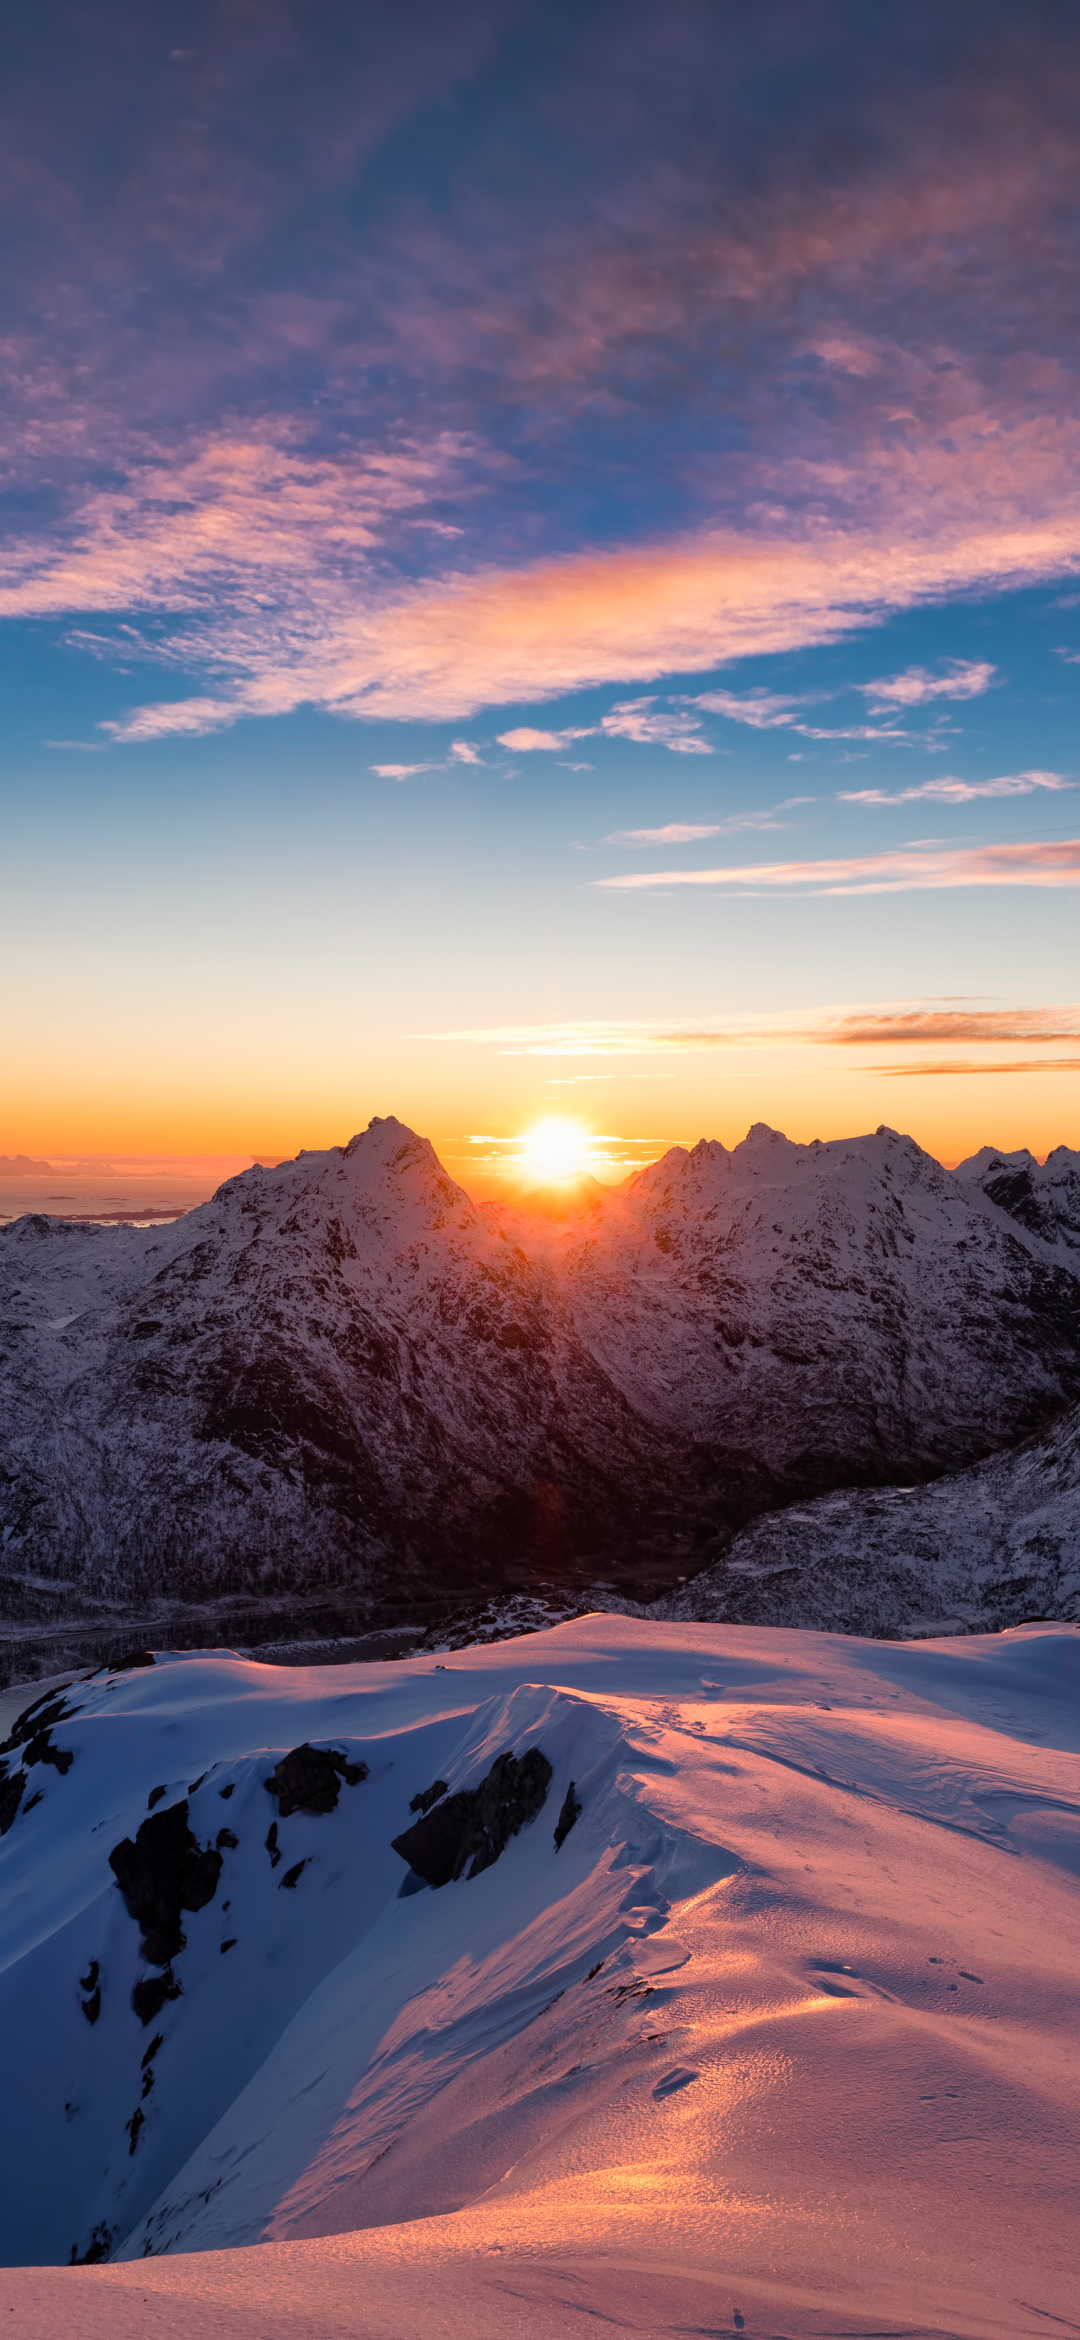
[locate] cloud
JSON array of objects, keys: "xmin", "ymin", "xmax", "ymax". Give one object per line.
[
  {"xmin": 100, "ymin": 696, "xmax": 241, "ymax": 743},
  {"xmin": 840, "ymin": 769, "xmax": 1072, "ymax": 804},
  {"xmin": 9, "ymin": 13, "xmax": 1080, "ymax": 749},
  {"xmin": 495, "ymin": 726, "xmax": 595, "ymax": 750},
  {"xmin": 594, "ymin": 838, "xmax": 1080, "ymax": 894},
  {"xmin": 606, "ymin": 808, "xmax": 789, "ymax": 845},
  {"xmin": 859, "ymin": 658, "xmax": 997, "ymax": 709},
  {"xmin": 431, "ymin": 1003, "xmax": 1080, "ymax": 1055},
  {"xmin": 599, "ymin": 698, "xmax": 713, "ymax": 753},
  {"xmin": 686, "ymin": 688, "xmax": 804, "ymax": 728},
  {"xmin": 2, "ymin": 400, "xmax": 1080, "ymax": 742},
  {"xmin": 370, "ymin": 762, "xmax": 436, "ymax": 779},
  {"xmin": 449, "ymin": 739, "xmax": 484, "ymax": 763},
  {"xmin": 607, "ymin": 823, "xmax": 721, "ymax": 845},
  {"xmin": 868, "ymin": 1056, "xmax": 1080, "ymax": 1075}
]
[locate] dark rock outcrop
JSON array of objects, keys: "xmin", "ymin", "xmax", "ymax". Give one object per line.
[
  {"xmin": 391, "ymin": 1747, "xmax": 553, "ymax": 1887},
  {"xmin": 264, "ymin": 1742, "xmax": 368, "ymax": 1816},
  {"xmin": 408, "ymin": 1777, "xmax": 448, "ymax": 1815},
  {"xmin": 108, "ymin": 1800, "xmax": 222, "ymax": 1966},
  {"xmin": 132, "ymin": 1969, "xmax": 182, "ymax": 2026},
  {"xmin": 554, "ymin": 1781, "xmax": 582, "ymax": 1848}
]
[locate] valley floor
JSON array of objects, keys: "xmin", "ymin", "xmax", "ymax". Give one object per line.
[{"xmin": 1, "ymin": 1617, "xmax": 1077, "ymax": 2339}]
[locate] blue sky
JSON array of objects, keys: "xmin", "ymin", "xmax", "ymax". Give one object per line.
[{"xmin": 2, "ymin": 2, "xmax": 1079, "ymax": 1175}]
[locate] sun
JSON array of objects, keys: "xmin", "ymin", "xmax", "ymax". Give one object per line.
[{"xmin": 517, "ymin": 1117, "xmax": 592, "ymax": 1185}]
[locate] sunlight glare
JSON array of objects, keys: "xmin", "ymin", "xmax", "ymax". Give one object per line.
[{"xmin": 518, "ymin": 1117, "xmax": 592, "ymax": 1184}]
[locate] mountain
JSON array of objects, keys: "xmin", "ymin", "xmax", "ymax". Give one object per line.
[
  {"xmin": 667, "ymin": 1388, "xmax": 1080, "ymax": 1638},
  {"xmin": 1, "ymin": 1116, "xmax": 1079, "ymax": 1672},
  {"xmin": 1, "ymin": 1617, "xmax": 1078, "ymax": 2339}
]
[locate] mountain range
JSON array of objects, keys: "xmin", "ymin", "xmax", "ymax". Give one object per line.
[{"xmin": 2, "ymin": 1115, "xmax": 1079, "ymax": 1669}]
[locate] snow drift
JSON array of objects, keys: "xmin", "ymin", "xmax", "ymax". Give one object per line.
[{"xmin": 0, "ymin": 1614, "xmax": 1078, "ymax": 2340}]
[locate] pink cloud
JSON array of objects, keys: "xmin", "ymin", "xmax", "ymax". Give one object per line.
[
  {"xmin": 594, "ymin": 838, "xmax": 1080, "ymax": 895},
  {"xmin": 496, "ymin": 726, "xmax": 595, "ymax": 750},
  {"xmin": 859, "ymin": 658, "xmax": 997, "ymax": 708},
  {"xmin": 607, "ymin": 823, "xmax": 720, "ymax": 845},
  {"xmin": 599, "ymin": 698, "xmax": 713, "ymax": 753},
  {"xmin": 686, "ymin": 688, "xmax": 804, "ymax": 727},
  {"xmin": 841, "ymin": 770, "xmax": 1071, "ymax": 804}
]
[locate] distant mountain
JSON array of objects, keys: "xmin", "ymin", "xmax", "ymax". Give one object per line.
[
  {"xmin": 665, "ymin": 1391, "xmax": 1080, "ymax": 1638},
  {"xmin": 1, "ymin": 1115, "xmax": 1079, "ymax": 1666},
  {"xmin": 0, "ymin": 1155, "xmax": 55, "ymax": 1177}
]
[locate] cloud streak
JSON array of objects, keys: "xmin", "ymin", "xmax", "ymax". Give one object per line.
[
  {"xmin": 841, "ymin": 771, "xmax": 1072, "ymax": 805},
  {"xmin": 594, "ymin": 839, "xmax": 1080, "ymax": 895},
  {"xmin": 6, "ymin": 16, "xmax": 1080, "ymax": 736},
  {"xmin": 433, "ymin": 1004, "xmax": 1080, "ymax": 1055},
  {"xmin": 859, "ymin": 659, "xmax": 997, "ymax": 709}
]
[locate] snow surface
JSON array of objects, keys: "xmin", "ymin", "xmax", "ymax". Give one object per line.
[{"xmin": 1, "ymin": 1614, "xmax": 1077, "ymax": 2337}]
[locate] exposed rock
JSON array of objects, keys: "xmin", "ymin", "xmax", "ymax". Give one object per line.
[
  {"xmin": 108, "ymin": 1800, "xmax": 223, "ymax": 1966},
  {"xmin": 0, "ymin": 1689, "xmax": 76, "ymax": 1780},
  {"xmin": 0, "ymin": 1768, "xmax": 26, "ymax": 1835},
  {"xmin": 70, "ymin": 2221, "xmax": 114, "ymax": 2264},
  {"xmin": 409, "ymin": 1777, "xmax": 448, "ymax": 1815},
  {"xmin": 79, "ymin": 1959, "xmax": 101, "ymax": 2025},
  {"xmin": 147, "ymin": 1785, "xmax": 166, "ymax": 1809},
  {"xmin": 132, "ymin": 1969, "xmax": 181, "ymax": 2026},
  {"xmin": 264, "ymin": 1742, "xmax": 368, "ymax": 1817},
  {"xmin": 280, "ymin": 1860, "xmax": 307, "ymax": 1889},
  {"xmin": 391, "ymin": 1747, "xmax": 553, "ymax": 1887},
  {"xmin": 554, "ymin": 1782, "xmax": 582, "ymax": 1848},
  {"xmin": 216, "ymin": 1827, "xmax": 238, "ymax": 1849},
  {"xmin": 107, "ymin": 1650, "xmax": 155, "ymax": 1673},
  {"xmin": 265, "ymin": 1821, "xmax": 281, "ymax": 1869}
]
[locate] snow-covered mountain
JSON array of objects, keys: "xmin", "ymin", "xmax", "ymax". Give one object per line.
[
  {"xmin": 669, "ymin": 1389, "xmax": 1080, "ymax": 1639},
  {"xmin": 1, "ymin": 1616, "xmax": 1078, "ymax": 2340},
  {"xmin": 2, "ymin": 1117, "xmax": 1079, "ymax": 1669}
]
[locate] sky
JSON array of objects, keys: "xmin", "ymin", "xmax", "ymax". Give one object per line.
[{"xmin": 3, "ymin": 0, "xmax": 1080, "ymax": 1194}]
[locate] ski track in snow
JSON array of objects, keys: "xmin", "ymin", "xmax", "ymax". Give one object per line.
[{"xmin": 0, "ymin": 1614, "xmax": 1077, "ymax": 2339}]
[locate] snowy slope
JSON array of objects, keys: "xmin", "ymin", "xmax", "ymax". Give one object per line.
[
  {"xmin": 0, "ymin": 1615, "xmax": 1077, "ymax": 2340},
  {"xmin": 2, "ymin": 1118, "xmax": 1079, "ymax": 1661},
  {"xmin": 956, "ymin": 1140, "xmax": 1080, "ymax": 1268},
  {"xmin": 669, "ymin": 1390, "xmax": 1080, "ymax": 1638}
]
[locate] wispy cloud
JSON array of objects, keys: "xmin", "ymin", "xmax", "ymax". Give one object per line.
[
  {"xmin": 594, "ymin": 839, "xmax": 1080, "ymax": 894},
  {"xmin": 5, "ymin": 13, "xmax": 1080, "ymax": 745},
  {"xmin": 685, "ymin": 688, "xmax": 805, "ymax": 728},
  {"xmin": 5, "ymin": 422, "xmax": 1080, "ymax": 737},
  {"xmin": 868, "ymin": 1056, "xmax": 1080, "ymax": 1076},
  {"xmin": 607, "ymin": 822, "xmax": 720, "ymax": 846},
  {"xmin": 370, "ymin": 761, "xmax": 437, "ymax": 780},
  {"xmin": 432, "ymin": 1003, "xmax": 1080, "ymax": 1056},
  {"xmin": 859, "ymin": 658, "xmax": 997, "ymax": 709},
  {"xmin": 100, "ymin": 696, "xmax": 242, "ymax": 743},
  {"xmin": 605, "ymin": 807, "xmax": 789, "ymax": 846},
  {"xmin": 599, "ymin": 698, "xmax": 712, "ymax": 753},
  {"xmin": 496, "ymin": 726, "xmax": 594, "ymax": 751},
  {"xmin": 841, "ymin": 769, "xmax": 1071, "ymax": 805},
  {"xmin": 449, "ymin": 739, "xmax": 484, "ymax": 764}
]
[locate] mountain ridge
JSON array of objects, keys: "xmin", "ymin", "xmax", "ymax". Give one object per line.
[{"xmin": 2, "ymin": 1113, "xmax": 1079, "ymax": 1670}]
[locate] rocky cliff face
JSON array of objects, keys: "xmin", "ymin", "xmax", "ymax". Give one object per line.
[{"xmin": 2, "ymin": 1115, "xmax": 1079, "ymax": 1659}]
